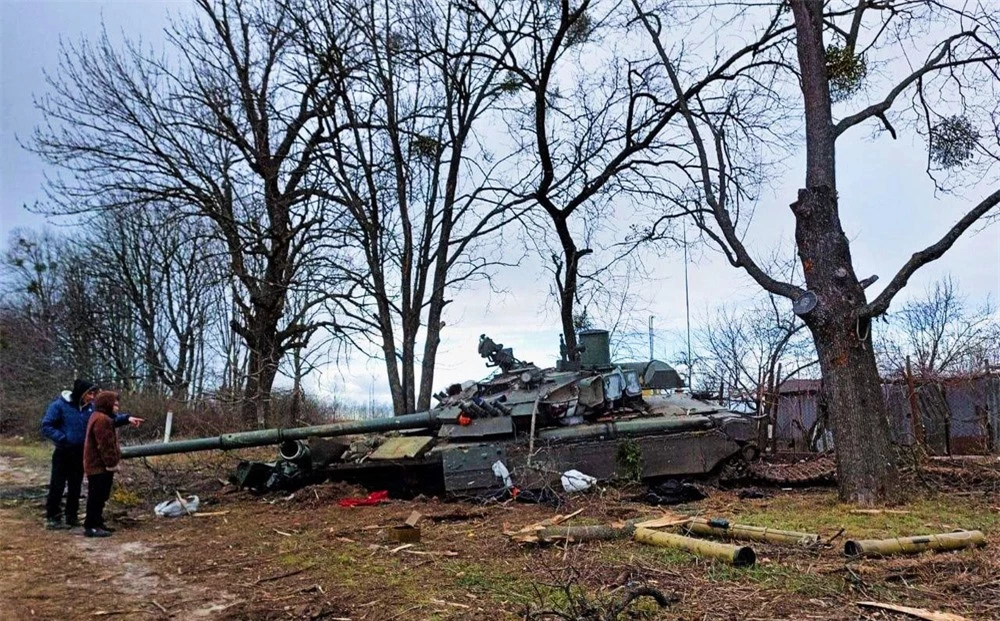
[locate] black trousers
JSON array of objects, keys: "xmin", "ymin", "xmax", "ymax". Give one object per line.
[
  {"xmin": 84, "ymin": 472, "xmax": 114, "ymax": 530},
  {"xmin": 46, "ymin": 446, "xmax": 84, "ymax": 523}
]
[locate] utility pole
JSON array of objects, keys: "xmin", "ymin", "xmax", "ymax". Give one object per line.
[
  {"xmin": 683, "ymin": 222, "xmax": 693, "ymax": 390},
  {"xmin": 648, "ymin": 316, "xmax": 654, "ymax": 361}
]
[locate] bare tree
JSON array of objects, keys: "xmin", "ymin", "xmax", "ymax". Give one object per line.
[
  {"xmin": 298, "ymin": 0, "xmax": 532, "ymax": 414},
  {"xmin": 879, "ymin": 276, "xmax": 998, "ymax": 379},
  {"xmin": 2, "ymin": 229, "xmax": 64, "ymax": 333},
  {"xmin": 87, "ymin": 209, "xmax": 226, "ymax": 399},
  {"xmin": 30, "ymin": 0, "xmax": 352, "ymax": 427},
  {"xmin": 698, "ymin": 295, "xmax": 817, "ymax": 409},
  {"xmin": 2, "ymin": 229, "xmax": 104, "ymax": 379},
  {"xmin": 631, "ymin": 0, "xmax": 1000, "ymax": 503},
  {"xmin": 1, "ymin": 230, "xmax": 73, "ymax": 427},
  {"xmin": 476, "ymin": 0, "xmax": 692, "ymax": 359}
]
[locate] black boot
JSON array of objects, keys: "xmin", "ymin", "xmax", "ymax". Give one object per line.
[
  {"xmin": 84, "ymin": 527, "xmax": 112, "ymax": 538},
  {"xmin": 46, "ymin": 518, "xmax": 71, "ymax": 530}
]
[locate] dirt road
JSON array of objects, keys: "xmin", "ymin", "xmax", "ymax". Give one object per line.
[{"xmin": 0, "ymin": 448, "xmax": 247, "ymax": 620}]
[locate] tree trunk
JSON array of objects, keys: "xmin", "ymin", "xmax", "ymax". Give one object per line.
[
  {"xmin": 551, "ymin": 215, "xmax": 588, "ymax": 357},
  {"xmin": 792, "ymin": 187, "xmax": 900, "ymax": 504},
  {"xmin": 242, "ymin": 346, "xmax": 265, "ymax": 427},
  {"xmin": 401, "ymin": 327, "xmax": 417, "ymax": 414},
  {"xmin": 239, "ymin": 303, "xmax": 284, "ymax": 428},
  {"xmin": 242, "ymin": 344, "xmax": 281, "ymax": 429},
  {"xmin": 290, "ymin": 347, "xmax": 303, "ymax": 427},
  {"xmin": 417, "ymin": 295, "xmax": 445, "ymax": 412},
  {"xmin": 380, "ymin": 320, "xmax": 406, "ymax": 416},
  {"xmin": 786, "ymin": 0, "xmax": 900, "ymax": 504},
  {"xmin": 560, "ymin": 264, "xmax": 578, "ymax": 355},
  {"xmin": 811, "ymin": 321, "xmax": 899, "ymax": 504}
]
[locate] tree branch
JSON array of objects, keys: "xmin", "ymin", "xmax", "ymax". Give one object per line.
[
  {"xmin": 862, "ymin": 187, "xmax": 1000, "ymax": 318},
  {"xmin": 834, "ymin": 31, "xmax": 979, "ymax": 138}
]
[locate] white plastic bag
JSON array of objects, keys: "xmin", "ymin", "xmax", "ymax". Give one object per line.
[
  {"xmin": 492, "ymin": 460, "xmax": 513, "ymax": 489},
  {"xmin": 154, "ymin": 495, "xmax": 200, "ymax": 517},
  {"xmin": 561, "ymin": 469, "xmax": 596, "ymax": 493}
]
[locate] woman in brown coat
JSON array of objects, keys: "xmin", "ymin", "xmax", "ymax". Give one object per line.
[{"xmin": 83, "ymin": 391, "xmax": 123, "ymax": 537}]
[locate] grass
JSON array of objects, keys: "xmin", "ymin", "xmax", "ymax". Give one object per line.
[
  {"xmin": 264, "ymin": 522, "xmax": 579, "ymax": 618},
  {"xmin": 0, "ymin": 440, "xmax": 52, "ymax": 467},
  {"xmin": 724, "ymin": 490, "xmax": 997, "ymax": 539},
  {"xmin": 704, "ymin": 562, "xmax": 842, "ymax": 597}
]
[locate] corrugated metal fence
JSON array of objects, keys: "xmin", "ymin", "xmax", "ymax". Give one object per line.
[{"xmin": 774, "ymin": 375, "xmax": 1000, "ymax": 455}]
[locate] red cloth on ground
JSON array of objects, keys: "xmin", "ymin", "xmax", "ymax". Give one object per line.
[{"xmin": 338, "ymin": 490, "xmax": 389, "ymax": 507}]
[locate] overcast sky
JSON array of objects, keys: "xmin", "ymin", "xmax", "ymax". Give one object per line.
[{"xmin": 2, "ymin": 1, "xmax": 998, "ymax": 405}]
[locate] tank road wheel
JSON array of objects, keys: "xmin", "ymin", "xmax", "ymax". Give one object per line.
[
  {"xmin": 716, "ymin": 447, "xmax": 755, "ymax": 485},
  {"xmin": 740, "ymin": 444, "xmax": 760, "ymax": 463}
]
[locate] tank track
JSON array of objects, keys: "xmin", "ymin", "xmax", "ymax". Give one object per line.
[{"xmin": 749, "ymin": 456, "xmax": 837, "ymax": 485}]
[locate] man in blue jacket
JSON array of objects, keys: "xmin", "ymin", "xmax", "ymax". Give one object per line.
[{"xmin": 41, "ymin": 379, "xmax": 143, "ymax": 529}]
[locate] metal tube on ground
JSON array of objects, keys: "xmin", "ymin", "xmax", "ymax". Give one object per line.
[
  {"xmin": 634, "ymin": 527, "xmax": 756, "ymax": 567},
  {"xmin": 684, "ymin": 518, "xmax": 820, "ymax": 546},
  {"xmin": 845, "ymin": 530, "xmax": 985, "ymax": 558},
  {"xmin": 120, "ymin": 411, "xmax": 438, "ymax": 459}
]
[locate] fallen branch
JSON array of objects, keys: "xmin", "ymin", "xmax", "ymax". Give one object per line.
[
  {"xmin": 823, "ymin": 528, "xmax": 847, "ymax": 548},
  {"xmin": 505, "ymin": 508, "xmax": 586, "ymax": 542},
  {"xmin": 857, "ymin": 601, "xmax": 971, "ymax": 621},
  {"xmin": 402, "ymin": 549, "xmax": 459, "ymax": 557},
  {"xmin": 428, "ymin": 598, "xmax": 470, "ymax": 609},
  {"xmin": 246, "ymin": 564, "xmax": 316, "ymax": 586},
  {"xmin": 507, "ymin": 511, "xmax": 686, "ymax": 544},
  {"xmin": 175, "ymin": 491, "xmax": 192, "ymax": 516}
]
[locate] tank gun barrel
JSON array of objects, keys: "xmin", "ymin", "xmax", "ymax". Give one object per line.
[{"xmin": 120, "ymin": 411, "xmax": 439, "ymax": 459}]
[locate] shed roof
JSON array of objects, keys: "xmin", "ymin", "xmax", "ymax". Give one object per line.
[{"xmin": 778, "ymin": 379, "xmax": 822, "ymax": 394}]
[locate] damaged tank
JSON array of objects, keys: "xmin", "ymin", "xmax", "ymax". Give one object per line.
[{"xmin": 120, "ymin": 329, "xmax": 759, "ymax": 497}]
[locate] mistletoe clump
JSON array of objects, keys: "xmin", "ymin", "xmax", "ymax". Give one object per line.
[
  {"xmin": 498, "ymin": 71, "xmax": 522, "ymax": 94},
  {"xmin": 825, "ymin": 44, "xmax": 867, "ymax": 101},
  {"xmin": 930, "ymin": 115, "xmax": 980, "ymax": 168},
  {"xmin": 411, "ymin": 134, "xmax": 441, "ymax": 160},
  {"xmin": 565, "ymin": 10, "xmax": 592, "ymax": 46}
]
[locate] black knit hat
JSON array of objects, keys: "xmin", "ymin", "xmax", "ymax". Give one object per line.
[{"xmin": 69, "ymin": 379, "xmax": 98, "ymax": 407}]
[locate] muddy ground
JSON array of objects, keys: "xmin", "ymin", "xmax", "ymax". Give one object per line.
[{"xmin": 1, "ymin": 440, "xmax": 998, "ymax": 621}]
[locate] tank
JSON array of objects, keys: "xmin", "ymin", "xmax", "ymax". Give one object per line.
[{"xmin": 121, "ymin": 331, "xmax": 759, "ymax": 496}]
